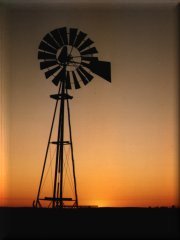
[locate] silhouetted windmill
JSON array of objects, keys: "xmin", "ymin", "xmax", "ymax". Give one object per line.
[{"xmin": 35, "ymin": 27, "xmax": 111, "ymax": 208}]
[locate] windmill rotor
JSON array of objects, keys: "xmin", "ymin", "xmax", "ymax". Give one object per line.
[{"xmin": 38, "ymin": 27, "xmax": 111, "ymax": 89}]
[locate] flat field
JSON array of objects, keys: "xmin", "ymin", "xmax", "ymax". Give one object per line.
[{"xmin": 0, "ymin": 207, "xmax": 179, "ymax": 239}]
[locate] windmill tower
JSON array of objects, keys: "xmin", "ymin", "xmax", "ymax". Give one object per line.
[{"xmin": 35, "ymin": 27, "xmax": 111, "ymax": 208}]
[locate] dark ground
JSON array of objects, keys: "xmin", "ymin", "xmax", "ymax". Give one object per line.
[{"xmin": 0, "ymin": 207, "xmax": 179, "ymax": 239}]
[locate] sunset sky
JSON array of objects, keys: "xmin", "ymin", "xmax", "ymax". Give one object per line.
[{"xmin": 0, "ymin": 1, "xmax": 179, "ymax": 207}]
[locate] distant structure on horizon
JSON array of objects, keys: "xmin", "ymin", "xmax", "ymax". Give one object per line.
[{"xmin": 34, "ymin": 27, "xmax": 111, "ymax": 208}]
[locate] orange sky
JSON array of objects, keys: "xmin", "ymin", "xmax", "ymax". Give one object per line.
[{"xmin": 0, "ymin": 2, "xmax": 179, "ymax": 207}]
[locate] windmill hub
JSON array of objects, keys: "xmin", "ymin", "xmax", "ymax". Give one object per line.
[{"xmin": 56, "ymin": 45, "xmax": 81, "ymax": 71}]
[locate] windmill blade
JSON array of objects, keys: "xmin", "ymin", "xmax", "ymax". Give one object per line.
[
  {"xmin": 69, "ymin": 28, "xmax": 78, "ymax": 45},
  {"xmin": 39, "ymin": 41, "xmax": 57, "ymax": 54},
  {"xmin": 66, "ymin": 71, "xmax": 71, "ymax": 89},
  {"xmin": 43, "ymin": 33, "xmax": 59, "ymax": 49},
  {"xmin": 78, "ymin": 38, "xmax": 94, "ymax": 52},
  {"xmin": 81, "ymin": 47, "xmax": 98, "ymax": 56},
  {"xmin": 45, "ymin": 65, "xmax": 61, "ymax": 79},
  {"xmin": 72, "ymin": 71, "xmax": 81, "ymax": 89},
  {"xmin": 81, "ymin": 61, "xmax": 90, "ymax": 68},
  {"xmin": 89, "ymin": 60, "xmax": 111, "ymax": 82},
  {"xmin": 74, "ymin": 31, "xmax": 87, "ymax": 48},
  {"xmin": 40, "ymin": 60, "xmax": 58, "ymax": 70},
  {"xmin": 59, "ymin": 27, "xmax": 68, "ymax": 45},
  {"xmin": 52, "ymin": 67, "xmax": 66, "ymax": 86},
  {"xmin": 76, "ymin": 68, "xmax": 89, "ymax": 85},
  {"xmin": 78, "ymin": 66, "xmax": 93, "ymax": 82},
  {"xmin": 38, "ymin": 51, "xmax": 56, "ymax": 60},
  {"xmin": 50, "ymin": 29, "xmax": 63, "ymax": 47}
]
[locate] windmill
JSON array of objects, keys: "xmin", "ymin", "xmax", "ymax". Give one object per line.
[{"xmin": 35, "ymin": 27, "xmax": 111, "ymax": 208}]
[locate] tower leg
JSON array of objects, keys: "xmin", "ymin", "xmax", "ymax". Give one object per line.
[
  {"xmin": 66, "ymin": 88, "xmax": 78, "ymax": 207},
  {"xmin": 52, "ymin": 81, "xmax": 65, "ymax": 208},
  {"xmin": 59, "ymin": 81, "xmax": 65, "ymax": 207},
  {"xmin": 35, "ymin": 84, "xmax": 61, "ymax": 208}
]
